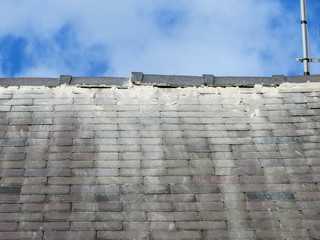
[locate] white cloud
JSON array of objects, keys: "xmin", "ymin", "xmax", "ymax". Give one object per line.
[{"xmin": 0, "ymin": 0, "xmax": 315, "ymax": 77}]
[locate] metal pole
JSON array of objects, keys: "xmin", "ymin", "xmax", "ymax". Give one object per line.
[{"xmin": 300, "ymin": 0, "xmax": 310, "ymax": 75}]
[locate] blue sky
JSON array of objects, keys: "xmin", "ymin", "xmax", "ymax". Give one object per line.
[{"xmin": 0, "ymin": 0, "xmax": 319, "ymax": 78}]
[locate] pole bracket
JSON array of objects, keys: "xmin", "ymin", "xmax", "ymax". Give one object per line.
[{"xmin": 296, "ymin": 58, "xmax": 320, "ymax": 63}]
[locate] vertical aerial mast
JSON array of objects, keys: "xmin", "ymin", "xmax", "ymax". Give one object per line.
[
  {"xmin": 300, "ymin": 0, "xmax": 309, "ymax": 75},
  {"xmin": 297, "ymin": 0, "xmax": 320, "ymax": 75}
]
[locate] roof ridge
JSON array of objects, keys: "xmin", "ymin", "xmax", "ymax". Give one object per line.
[{"xmin": 0, "ymin": 72, "xmax": 319, "ymax": 87}]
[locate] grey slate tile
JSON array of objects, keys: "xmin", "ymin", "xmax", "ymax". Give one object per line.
[
  {"xmin": 1, "ymin": 139, "xmax": 27, "ymax": 147},
  {"xmin": 96, "ymin": 194, "xmax": 120, "ymax": 202},
  {"xmin": 246, "ymin": 193, "xmax": 295, "ymax": 201},
  {"xmin": 254, "ymin": 137, "xmax": 300, "ymax": 144},
  {"xmin": 0, "ymin": 186, "xmax": 21, "ymax": 194}
]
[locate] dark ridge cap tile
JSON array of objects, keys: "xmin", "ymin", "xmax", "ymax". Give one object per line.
[
  {"xmin": 0, "ymin": 78, "xmax": 58, "ymax": 86},
  {"xmin": 138, "ymin": 74, "xmax": 204, "ymax": 87},
  {"xmin": 214, "ymin": 76, "xmax": 275, "ymax": 86},
  {"xmin": 59, "ymin": 75, "xmax": 72, "ymax": 84},
  {"xmin": 287, "ymin": 75, "xmax": 320, "ymax": 83}
]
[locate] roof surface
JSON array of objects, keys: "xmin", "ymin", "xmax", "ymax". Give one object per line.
[{"xmin": 0, "ymin": 74, "xmax": 320, "ymax": 239}]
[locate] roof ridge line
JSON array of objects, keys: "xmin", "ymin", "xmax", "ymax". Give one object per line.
[{"xmin": 0, "ymin": 72, "xmax": 319, "ymax": 87}]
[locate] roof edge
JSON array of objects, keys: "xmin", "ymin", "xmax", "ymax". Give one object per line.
[{"xmin": 0, "ymin": 73, "xmax": 319, "ymax": 88}]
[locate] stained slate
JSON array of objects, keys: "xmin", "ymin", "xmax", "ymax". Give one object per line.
[
  {"xmin": 0, "ymin": 76, "xmax": 320, "ymax": 239},
  {"xmin": 246, "ymin": 193, "xmax": 296, "ymax": 201}
]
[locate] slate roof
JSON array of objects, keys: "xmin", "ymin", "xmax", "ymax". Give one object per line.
[{"xmin": 0, "ymin": 73, "xmax": 320, "ymax": 240}]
